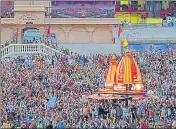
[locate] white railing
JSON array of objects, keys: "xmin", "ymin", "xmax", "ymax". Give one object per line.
[{"xmin": 1, "ymin": 43, "xmax": 62, "ymax": 58}]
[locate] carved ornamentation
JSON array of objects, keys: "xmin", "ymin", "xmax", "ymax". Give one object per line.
[{"xmin": 19, "ymin": 13, "xmax": 40, "ymax": 21}]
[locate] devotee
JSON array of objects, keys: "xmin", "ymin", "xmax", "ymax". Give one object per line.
[{"xmin": 0, "ymin": 47, "xmax": 176, "ymax": 129}]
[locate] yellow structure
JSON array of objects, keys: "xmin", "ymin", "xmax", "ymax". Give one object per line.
[
  {"xmin": 116, "ymin": 13, "xmax": 162, "ymax": 24},
  {"xmin": 102, "ymin": 49, "xmax": 144, "ymax": 92},
  {"xmin": 115, "ymin": 13, "xmax": 143, "ymax": 24},
  {"xmin": 115, "ymin": 0, "xmax": 163, "ymax": 24},
  {"xmin": 145, "ymin": 18, "xmax": 163, "ymax": 24}
]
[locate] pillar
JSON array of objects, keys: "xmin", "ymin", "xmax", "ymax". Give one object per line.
[
  {"xmin": 65, "ymin": 31, "xmax": 69, "ymax": 43},
  {"xmin": 89, "ymin": 32, "xmax": 93, "ymax": 43},
  {"xmin": 63, "ymin": 26, "xmax": 72, "ymax": 44},
  {"xmin": 17, "ymin": 27, "xmax": 22, "ymax": 43},
  {"xmin": 87, "ymin": 26, "xmax": 95, "ymax": 43}
]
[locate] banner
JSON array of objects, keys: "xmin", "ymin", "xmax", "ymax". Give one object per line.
[
  {"xmin": 1, "ymin": 1, "xmax": 14, "ymax": 18},
  {"xmin": 126, "ymin": 43, "xmax": 176, "ymax": 52},
  {"xmin": 51, "ymin": 1, "xmax": 115, "ymax": 18}
]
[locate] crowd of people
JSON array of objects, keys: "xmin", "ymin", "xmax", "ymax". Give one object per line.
[{"xmin": 0, "ymin": 46, "xmax": 176, "ymax": 129}]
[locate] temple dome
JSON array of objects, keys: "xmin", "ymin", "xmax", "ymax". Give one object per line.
[
  {"xmin": 115, "ymin": 49, "xmax": 142, "ymax": 85},
  {"xmin": 103, "ymin": 49, "xmax": 144, "ymax": 92},
  {"xmin": 105, "ymin": 55, "xmax": 118, "ymax": 87}
]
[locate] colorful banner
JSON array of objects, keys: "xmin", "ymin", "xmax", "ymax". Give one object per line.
[
  {"xmin": 1, "ymin": 1, "xmax": 14, "ymax": 18},
  {"xmin": 51, "ymin": 1, "xmax": 115, "ymax": 18},
  {"xmin": 127, "ymin": 43, "xmax": 176, "ymax": 52}
]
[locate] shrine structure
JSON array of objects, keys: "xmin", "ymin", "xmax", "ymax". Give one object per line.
[{"xmin": 89, "ymin": 49, "xmax": 158, "ymax": 101}]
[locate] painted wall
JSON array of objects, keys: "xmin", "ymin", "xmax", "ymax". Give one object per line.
[
  {"xmin": 114, "ymin": 27, "xmax": 176, "ymax": 55},
  {"xmin": 128, "ymin": 44, "xmax": 176, "ymax": 52}
]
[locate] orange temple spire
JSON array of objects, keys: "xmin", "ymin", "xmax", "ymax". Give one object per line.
[{"xmin": 103, "ymin": 49, "xmax": 144, "ymax": 92}]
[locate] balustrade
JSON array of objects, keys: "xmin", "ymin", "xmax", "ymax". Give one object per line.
[{"xmin": 1, "ymin": 43, "xmax": 62, "ymax": 58}]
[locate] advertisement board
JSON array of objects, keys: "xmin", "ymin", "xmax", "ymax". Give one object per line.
[
  {"xmin": 126, "ymin": 43, "xmax": 176, "ymax": 52},
  {"xmin": 51, "ymin": 1, "xmax": 115, "ymax": 18},
  {"xmin": 1, "ymin": 1, "xmax": 14, "ymax": 18}
]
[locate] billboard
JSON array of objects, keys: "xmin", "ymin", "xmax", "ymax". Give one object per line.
[
  {"xmin": 1, "ymin": 1, "xmax": 14, "ymax": 18},
  {"xmin": 51, "ymin": 1, "xmax": 115, "ymax": 18},
  {"xmin": 126, "ymin": 43, "xmax": 176, "ymax": 52}
]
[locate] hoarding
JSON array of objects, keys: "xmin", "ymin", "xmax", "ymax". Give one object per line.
[
  {"xmin": 1, "ymin": 1, "xmax": 14, "ymax": 18},
  {"xmin": 127, "ymin": 43, "xmax": 176, "ymax": 52},
  {"xmin": 51, "ymin": 1, "xmax": 115, "ymax": 18}
]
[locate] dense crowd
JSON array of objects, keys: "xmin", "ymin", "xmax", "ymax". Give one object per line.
[{"xmin": 0, "ymin": 47, "xmax": 176, "ymax": 129}]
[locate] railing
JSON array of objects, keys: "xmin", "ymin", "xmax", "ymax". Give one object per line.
[{"xmin": 1, "ymin": 43, "xmax": 62, "ymax": 58}]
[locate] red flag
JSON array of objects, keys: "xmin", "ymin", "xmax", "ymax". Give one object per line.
[
  {"xmin": 118, "ymin": 24, "xmax": 122, "ymax": 38},
  {"xmin": 47, "ymin": 24, "xmax": 50, "ymax": 37},
  {"xmin": 112, "ymin": 37, "xmax": 115, "ymax": 44}
]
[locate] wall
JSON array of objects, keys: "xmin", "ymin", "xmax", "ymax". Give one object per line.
[
  {"xmin": 115, "ymin": 27, "xmax": 176, "ymax": 54},
  {"xmin": 1, "ymin": 27, "xmax": 15, "ymax": 43},
  {"xmin": 57, "ymin": 43, "xmax": 115, "ymax": 55},
  {"xmin": 56, "ymin": 27, "xmax": 176, "ymax": 55},
  {"xmin": 127, "ymin": 44, "xmax": 176, "ymax": 52},
  {"xmin": 2, "ymin": 26, "xmax": 176, "ymax": 55},
  {"xmin": 1, "ymin": 25, "xmax": 114, "ymax": 45}
]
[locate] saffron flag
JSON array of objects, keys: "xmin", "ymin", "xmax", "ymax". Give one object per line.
[
  {"xmin": 118, "ymin": 24, "xmax": 122, "ymax": 38},
  {"xmin": 123, "ymin": 38, "xmax": 128, "ymax": 47},
  {"xmin": 47, "ymin": 24, "xmax": 51, "ymax": 38}
]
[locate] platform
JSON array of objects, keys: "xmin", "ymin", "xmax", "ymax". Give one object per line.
[{"xmin": 88, "ymin": 93, "xmax": 159, "ymax": 100}]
